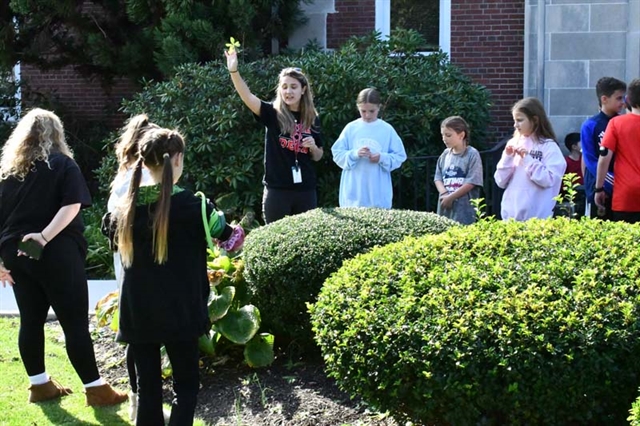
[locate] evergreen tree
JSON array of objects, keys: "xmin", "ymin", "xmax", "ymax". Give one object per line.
[{"xmin": 1, "ymin": 0, "xmax": 308, "ymax": 82}]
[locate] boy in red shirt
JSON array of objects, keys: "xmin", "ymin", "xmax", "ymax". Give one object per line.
[
  {"xmin": 564, "ymin": 132, "xmax": 584, "ymax": 185},
  {"xmin": 595, "ymin": 78, "xmax": 640, "ymax": 223}
]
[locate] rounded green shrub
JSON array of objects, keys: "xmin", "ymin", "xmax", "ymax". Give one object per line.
[
  {"xmin": 310, "ymin": 218, "xmax": 640, "ymax": 425},
  {"xmin": 243, "ymin": 207, "xmax": 457, "ymax": 352}
]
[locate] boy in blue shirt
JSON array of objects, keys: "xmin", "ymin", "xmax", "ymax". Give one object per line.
[{"xmin": 581, "ymin": 77, "xmax": 626, "ymax": 218}]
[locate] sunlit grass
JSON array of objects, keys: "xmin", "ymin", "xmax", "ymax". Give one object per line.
[{"xmin": 0, "ymin": 317, "xmax": 209, "ymax": 425}]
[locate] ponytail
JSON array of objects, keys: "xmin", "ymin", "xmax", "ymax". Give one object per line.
[
  {"xmin": 115, "ymin": 114, "xmax": 159, "ymax": 171},
  {"xmin": 116, "ymin": 158, "xmax": 144, "ymax": 267},
  {"xmin": 152, "ymin": 153, "xmax": 173, "ymax": 264}
]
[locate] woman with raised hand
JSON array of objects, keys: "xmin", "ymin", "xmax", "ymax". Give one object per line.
[{"xmin": 226, "ymin": 48, "xmax": 323, "ymax": 223}]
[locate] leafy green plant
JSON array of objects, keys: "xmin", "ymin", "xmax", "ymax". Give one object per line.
[
  {"xmin": 243, "ymin": 207, "xmax": 458, "ymax": 353},
  {"xmin": 310, "ymin": 218, "xmax": 640, "ymax": 424},
  {"xmin": 629, "ymin": 390, "xmax": 640, "ymax": 425},
  {"xmin": 470, "ymin": 196, "xmax": 489, "ymax": 221},
  {"xmin": 95, "ymin": 248, "xmax": 274, "ymax": 369},
  {"xmin": 553, "ymin": 172, "xmax": 580, "ymax": 218},
  {"xmin": 82, "ymin": 201, "xmax": 114, "ymax": 279}
]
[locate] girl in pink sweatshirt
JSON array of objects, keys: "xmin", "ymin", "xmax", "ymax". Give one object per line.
[{"xmin": 494, "ymin": 97, "xmax": 566, "ymax": 220}]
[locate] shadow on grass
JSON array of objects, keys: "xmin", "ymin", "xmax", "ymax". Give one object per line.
[{"xmin": 35, "ymin": 397, "xmax": 130, "ymax": 425}]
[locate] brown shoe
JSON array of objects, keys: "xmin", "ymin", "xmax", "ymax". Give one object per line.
[
  {"xmin": 28, "ymin": 378, "xmax": 73, "ymax": 403},
  {"xmin": 85, "ymin": 383, "xmax": 128, "ymax": 407}
]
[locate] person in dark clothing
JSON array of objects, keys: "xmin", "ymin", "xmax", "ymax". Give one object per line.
[
  {"xmin": 225, "ymin": 48, "xmax": 323, "ymax": 224},
  {"xmin": 106, "ymin": 127, "xmax": 243, "ymax": 426},
  {"xmin": 0, "ymin": 108, "xmax": 127, "ymax": 406}
]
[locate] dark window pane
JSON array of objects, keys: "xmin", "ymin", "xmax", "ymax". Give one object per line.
[{"xmin": 391, "ymin": 0, "xmax": 440, "ymax": 51}]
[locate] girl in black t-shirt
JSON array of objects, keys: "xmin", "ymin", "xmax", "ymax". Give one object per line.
[
  {"xmin": 225, "ymin": 49, "xmax": 323, "ymax": 223},
  {"xmin": 109, "ymin": 127, "xmax": 243, "ymax": 425},
  {"xmin": 0, "ymin": 108, "xmax": 127, "ymax": 406}
]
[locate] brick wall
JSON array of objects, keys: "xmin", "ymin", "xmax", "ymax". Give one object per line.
[
  {"xmin": 326, "ymin": 0, "xmax": 376, "ymax": 48},
  {"xmin": 449, "ymin": 0, "xmax": 524, "ymax": 140},
  {"xmin": 19, "ymin": 1, "xmax": 137, "ymax": 128},
  {"xmin": 20, "ymin": 64, "xmax": 137, "ymax": 128},
  {"xmin": 327, "ymin": 0, "xmax": 524, "ymax": 140}
]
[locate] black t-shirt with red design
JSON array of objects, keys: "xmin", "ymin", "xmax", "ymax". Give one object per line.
[{"xmin": 255, "ymin": 101, "xmax": 322, "ymax": 191}]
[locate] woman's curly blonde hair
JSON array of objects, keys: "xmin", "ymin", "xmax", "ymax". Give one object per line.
[{"xmin": 0, "ymin": 108, "xmax": 73, "ymax": 180}]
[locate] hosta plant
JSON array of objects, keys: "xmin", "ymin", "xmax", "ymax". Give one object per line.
[{"xmin": 95, "ymin": 247, "xmax": 274, "ymax": 373}]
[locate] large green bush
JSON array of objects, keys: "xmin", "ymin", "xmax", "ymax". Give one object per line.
[
  {"xmin": 95, "ymin": 30, "xmax": 491, "ymax": 218},
  {"xmin": 243, "ymin": 207, "xmax": 457, "ymax": 352},
  {"xmin": 310, "ymin": 218, "xmax": 640, "ymax": 425}
]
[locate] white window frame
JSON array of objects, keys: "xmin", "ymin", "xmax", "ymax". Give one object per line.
[{"xmin": 375, "ymin": 0, "xmax": 451, "ymax": 55}]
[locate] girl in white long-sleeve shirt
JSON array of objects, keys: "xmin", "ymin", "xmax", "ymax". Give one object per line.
[
  {"xmin": 332, "ymin": 88, "xmax": 407, "ymax": 208},
  {"xmin": 494, "ymin": 97, "xmax": 566, "ymax": 221}
]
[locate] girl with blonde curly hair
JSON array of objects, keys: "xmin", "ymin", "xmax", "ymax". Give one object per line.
[{"xmin": 0, "ymin": 108, "xmax": 127, "ymax": 406}]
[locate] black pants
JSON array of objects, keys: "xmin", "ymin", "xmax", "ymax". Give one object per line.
[
  {"xmin": 129, "ymin": 339, "xmax": 199, "ymax": 426},
  {"xmin": 612, "ymin": 211, "xmax": 640, "ymax": 223},
  {"xmin": 262, "ymin": 187, "xmax": 317, "ymax": 224},
  {"xmin": 3, "ymin": 235, "xmax": 100, "ymax": 383},
  {"xmin": 127, "ymin": 344, "xmax": 137, "ymax": 393}
]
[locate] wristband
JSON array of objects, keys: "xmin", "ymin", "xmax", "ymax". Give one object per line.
[
  {"xmin": 594, "ymin": 187, "xmax": 604, "ymax": 193},
  {"xmin": 41, "ymin": 233, "xmax": 49, "ymax": 243},
  {"xmin": 229, "ymin": 70, "xmax": 238, "ymax": 73}
]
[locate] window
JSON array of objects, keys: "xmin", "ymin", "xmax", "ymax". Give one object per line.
[{"xmin": 375, "ymin": 0, "xmax": 451, "ymax": 54}]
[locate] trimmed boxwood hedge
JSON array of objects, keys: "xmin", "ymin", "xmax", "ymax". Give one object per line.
[
  {"xmin": 243, "ymin": 207, "xmax": 457, "ymax": 352},
  {"xmin": 310, "ymin": 218, "xmax": 640, "ymax": 425}
]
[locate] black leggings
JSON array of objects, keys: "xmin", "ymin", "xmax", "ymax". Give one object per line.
[
  {"xmin": 3, "ymin": 235, "xmax": 100, "ymax": 384},
  {"xmin": 129, "ymin": 339, "xmax": 200, "ymax": 426},
  {"xmin": 262, "ymin": 187, "xmax": 317, "ymax": 224}
]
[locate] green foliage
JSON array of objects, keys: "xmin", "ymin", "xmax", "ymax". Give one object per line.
[
  {"xmin": 630, "ymin": 391, "xmax": 640, "ymax": 425},
  {"xmin": 0, "ymin": 67, "xmax": 19, "ymax": 143},
  {"xmin": 554, "ymin": 172, "xmax": 581, "ymax": 218},
  {"xmin": 97, "ymin": 29, "xmax": 491, "ymax": 215},
  {"xmin": 95, "ymin": 249, "xmax": 274, "ymax": 369},
  {"xmin": 82, "ymin": 201, "xmax": 114, "ymax": 279},
  {"xmin": 243, "ymin": 207, "xmax": 458, "ymax": 352},
  {"xmin": 4, "ymin": 0, "xmax": 306, "ymax": 81},
  {"xmin": 310, "ymin": 218, "xmax": 640, "ymax": 424}
]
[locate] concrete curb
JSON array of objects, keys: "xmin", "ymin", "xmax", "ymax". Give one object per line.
[{"xmin": 0, "ymin": 280, "xmax": 118, "ymax": 318}]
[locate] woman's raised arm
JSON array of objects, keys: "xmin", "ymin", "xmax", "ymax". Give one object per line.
[{"xmin": 225, "ymin": 50, "xmax": 261, "ymax": 116}]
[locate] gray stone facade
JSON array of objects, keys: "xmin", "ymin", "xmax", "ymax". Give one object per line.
[{"xmin": 525, "ymin": 0, "xmax": 640, "ymax": 152}]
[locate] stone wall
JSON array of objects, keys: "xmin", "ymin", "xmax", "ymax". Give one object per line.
[{"xmin": 525, "ymin": 0, "xmax": 640, "ymax": 151}]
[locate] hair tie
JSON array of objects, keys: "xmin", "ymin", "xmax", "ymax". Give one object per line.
[{"xmin": 163, "ymin": 152, "xmax": 170, "ymax": 159}]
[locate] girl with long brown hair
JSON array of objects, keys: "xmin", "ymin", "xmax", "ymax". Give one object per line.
[
  {"xmin": 225, "ymin": 49, "xmax": 323, "ymax": 223},
  {"xmin": 107, "ymin": 127, "xmax": 243, "ymax": 425},
  {"xmin": 494, "ymin": 97, "xmax": 566, "ymax": 220}
]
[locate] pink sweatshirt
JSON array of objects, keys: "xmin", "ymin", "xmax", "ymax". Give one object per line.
[{"xmin": 494, "ymin": 136, "xmax": 566, "ymax": 221}]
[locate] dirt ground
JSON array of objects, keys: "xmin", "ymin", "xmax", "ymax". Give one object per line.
[{"xmin": 81, "ymin": 322, "xmax": 400, "ymax": 426}]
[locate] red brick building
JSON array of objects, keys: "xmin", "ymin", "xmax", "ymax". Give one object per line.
[
  {"xmin": 322, "ymin": 0, "xmax": 524, "ymax": 139},
  {"xmin": 18, "ymin": 0, "xmax": 525, "ymax": 139}
]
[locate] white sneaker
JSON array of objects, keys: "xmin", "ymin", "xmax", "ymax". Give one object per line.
[{"xmin": 128, "ymin": 392, "xmax": 138, "ymax": 422}]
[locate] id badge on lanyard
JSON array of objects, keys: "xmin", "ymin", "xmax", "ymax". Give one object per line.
[
  {"xmin": 292, "ymin": 120, "xmax": 303, "ymax": 184},
  {"xmin": 292, "ymin": 160, "xmax": 302, "ymax": 183}
]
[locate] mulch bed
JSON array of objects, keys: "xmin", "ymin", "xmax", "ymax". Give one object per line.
[{"xmin": 52, "ymin": 321, "xmax": 400, "ymax": 426}]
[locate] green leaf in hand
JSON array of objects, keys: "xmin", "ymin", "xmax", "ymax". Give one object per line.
[{"xmin": 226, "ymin": 37, "xmax": 241, "ymax": 54}]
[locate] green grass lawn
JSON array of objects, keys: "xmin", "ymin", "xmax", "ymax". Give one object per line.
[{"xmin": 0, "ymin": 317, "xmax": 207, "ymax": 426}]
